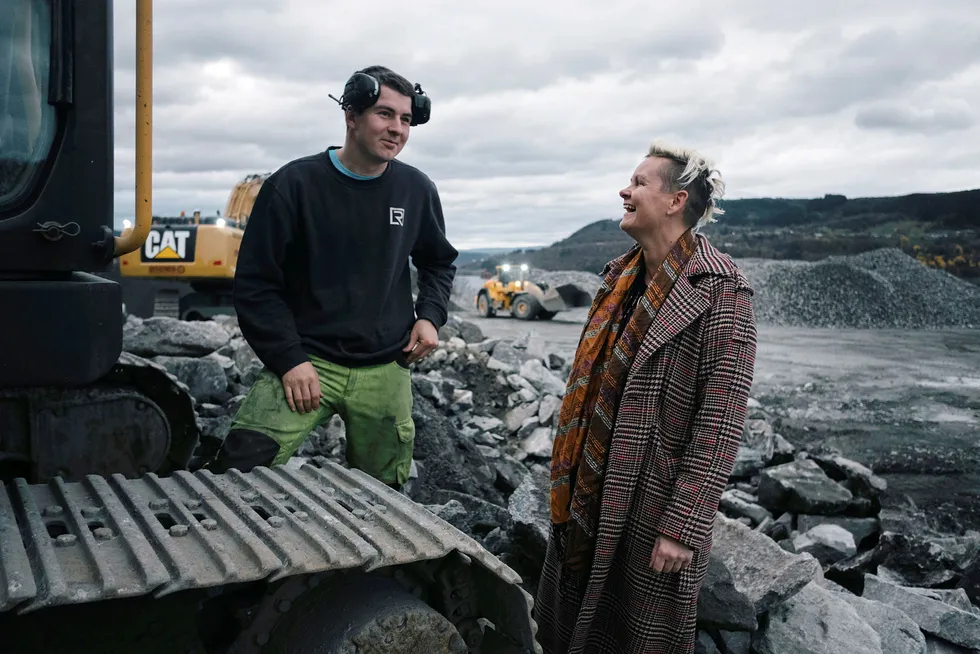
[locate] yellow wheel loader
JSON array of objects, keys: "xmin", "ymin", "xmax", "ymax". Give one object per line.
[{"xmin": 475, "ymin": 263, "xmax": 588, "ymax": 321}]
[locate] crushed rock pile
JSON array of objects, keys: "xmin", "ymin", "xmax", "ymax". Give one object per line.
[
  {"xmin": 449, "ymin": 275, "xmax": 486, "ymax": 312},
  {"xmin": 121, "ymin": 312, "xmax": 980, "ymax": 652},
  {"xmin": 738, "ymin": 247, "xmax": 980, "ymax": 330}
]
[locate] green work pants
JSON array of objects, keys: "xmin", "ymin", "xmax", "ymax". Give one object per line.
[{"xmin": 228, "ymin": 354, "xmax": 416, "ymax": 486}]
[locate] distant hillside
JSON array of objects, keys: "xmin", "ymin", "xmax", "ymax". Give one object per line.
[
  {"xmin": 466, "ymin": 189, "xmax": 980, "ymax": 284},
  {"xmin": 716, "ymin": 188, "xmax": 979, "ymax": 229},
  {"xmin": 454, "ymin": 247, "xmax": 540, "ymax": 267}
]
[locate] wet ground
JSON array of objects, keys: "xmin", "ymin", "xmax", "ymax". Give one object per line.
[{"xmin": 457, "ymin": 307, "xmax": 980, "ymax": 532}]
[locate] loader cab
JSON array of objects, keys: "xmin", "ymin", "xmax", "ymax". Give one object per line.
[{"xmin": 496, "ymin": 263, "xmax": 528, "ymax": 287}]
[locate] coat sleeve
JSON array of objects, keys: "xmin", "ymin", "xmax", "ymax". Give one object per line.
[{"xmin": 653, "ymin": 278, "xmax": 757, "ymax": 551}]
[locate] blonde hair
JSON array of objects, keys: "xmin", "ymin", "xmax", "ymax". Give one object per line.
[{"xmin": 646, "ymin": 140, "xmax": 726, "ymax": 230}]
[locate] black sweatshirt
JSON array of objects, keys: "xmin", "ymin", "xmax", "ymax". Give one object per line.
[{"xmin": 233, "ymin": 147, "xmax": 458, "ymax": 376}]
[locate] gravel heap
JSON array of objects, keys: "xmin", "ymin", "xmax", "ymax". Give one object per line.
[{"xmin": 737, "ymin": 248, "xmax": 980, "ymax": 329}]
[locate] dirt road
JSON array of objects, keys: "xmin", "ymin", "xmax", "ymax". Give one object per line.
[{"xmin": 458, "ymin": 307, "xmax": 980, "ymax": 530}]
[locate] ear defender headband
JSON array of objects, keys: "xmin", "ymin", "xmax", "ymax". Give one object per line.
[{"xmin": 330, "ymin": 72, "xmax": 431, "ymax": 126}]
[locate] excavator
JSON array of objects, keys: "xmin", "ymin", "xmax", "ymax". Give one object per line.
[
  {"xmin": 116, "ymin": 173, "xmax": 269, "ymax": 320},
  {"xmin": 0, "ymin": 1, "xmax": 539, "ymax": 652}
]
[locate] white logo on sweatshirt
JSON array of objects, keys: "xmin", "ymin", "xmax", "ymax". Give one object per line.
[{"xmin": 389, "ymin": 207, "xmax": 404, "ymax": 226}]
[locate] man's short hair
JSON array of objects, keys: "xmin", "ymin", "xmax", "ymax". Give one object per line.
[
  {"xmin": 646, "ymin": 141, "xmax": 726, "ymax": 230},
  {"xmin": 354, "ymin": 65, "xmax": 414, "ymax": 103}
]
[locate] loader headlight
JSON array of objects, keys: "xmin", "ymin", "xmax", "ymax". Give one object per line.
[
  {"xmin": 216, "ymin": 218, "xmax": 227, "ymax": 228},
  {"xmin": 520, "ymin": 263, "xmax": 528, "ymax": 271}
]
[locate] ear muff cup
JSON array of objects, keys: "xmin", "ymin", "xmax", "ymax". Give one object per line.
[
  {"xmin": 339, "ymin": 73, "xmax": 431, "ymax": 126},
  {"xmin": 341, "ymin": 72, "xmax": 381, "ymax": 112},
  {"xmin": 411, "ymin": 83, "xmax": 430, "ymax": 126}
]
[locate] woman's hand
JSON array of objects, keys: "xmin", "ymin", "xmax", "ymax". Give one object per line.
[{"xmin": 650, "ymin": 535, "xmax": 693, "ymax": 573}]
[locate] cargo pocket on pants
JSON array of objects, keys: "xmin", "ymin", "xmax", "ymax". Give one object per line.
[{"xmin": 394, "ymin": 416, "xmax": 415, "ymax": 485}]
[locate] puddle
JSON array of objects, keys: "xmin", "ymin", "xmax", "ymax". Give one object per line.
[
  {"xmin": 926, "ymin": 409, "xmax": 979, "ymax": 424},
  {"xmin": 917, "ymin": 377, "xmax": 980, "ymax": 390}
]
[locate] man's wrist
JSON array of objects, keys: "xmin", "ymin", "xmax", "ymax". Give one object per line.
[{"xmin": 414, "ymin": 303, "xmax": 446, "ymax": 329}]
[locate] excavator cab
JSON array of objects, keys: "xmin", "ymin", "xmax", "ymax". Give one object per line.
[
  {"xmin": 0, "ymin": 0, "xmax": 199, "ymax": 486},
  {"xmin": 1, "ymin": 0, "xmax": 120, "ymax": 389}
]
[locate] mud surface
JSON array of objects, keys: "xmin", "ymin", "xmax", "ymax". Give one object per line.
[{"xmin": 459, "ymin": 307, "xmax": 980, "ymax": 532}]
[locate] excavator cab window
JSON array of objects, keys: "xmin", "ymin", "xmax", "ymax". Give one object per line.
[{"xmin": 0, "ymin": 0, "xmax": 56, "ymax": 211}]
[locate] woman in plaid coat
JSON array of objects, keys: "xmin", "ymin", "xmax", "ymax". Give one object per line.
[{"xmin": 534, "ymin": 141, "xmax": 757, "ymax": 654}]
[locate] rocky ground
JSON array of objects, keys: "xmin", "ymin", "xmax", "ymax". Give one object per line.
[{"xmin": 120, "ymin": 296, "xmax": 980, "ymax": 653}]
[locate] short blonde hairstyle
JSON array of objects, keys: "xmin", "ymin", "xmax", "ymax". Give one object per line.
[{"xmin": 646, "ymin": 140, "xmax": 726, "ymax": 231}]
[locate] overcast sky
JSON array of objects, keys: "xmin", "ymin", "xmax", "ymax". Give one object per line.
[{"xmin": 110, "ymin": 1, "xmax": 980, "ymax": 250}]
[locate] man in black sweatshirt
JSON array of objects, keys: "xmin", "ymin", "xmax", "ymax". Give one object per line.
[{"xmin": 207, "ymin": 66, "xmax": 458, "ymax": 490}]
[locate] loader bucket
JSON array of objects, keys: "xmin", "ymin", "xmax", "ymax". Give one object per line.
[{"xmin": 556, "ymin": 284, "xmax": 592, "ymax": 308}]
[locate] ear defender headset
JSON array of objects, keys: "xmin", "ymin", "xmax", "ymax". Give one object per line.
[{"xmin": 330, "ymin": 71, "xmax": 431, "ymax": 126}]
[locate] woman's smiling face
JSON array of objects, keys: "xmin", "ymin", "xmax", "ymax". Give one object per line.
[{"xmin": 618, "ymin": 156, "xmax": 681, "ymax": 238}]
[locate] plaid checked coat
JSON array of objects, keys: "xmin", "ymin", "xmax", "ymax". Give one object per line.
[{"xmin": 534, "ymin": 234, "xmax": 757, "ymax": 654}]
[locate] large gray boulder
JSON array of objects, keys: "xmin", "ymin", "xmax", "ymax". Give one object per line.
[
  {"xmin": 862, "ymin": 574, "xmax": 980, "ymax": 650},
  {"xmin": 123, "ymin": 315, "xmax": 231, "ymax": 357},
  {"xmin": 151, "ymin": 354, "xmax": 229, "ymax": 403},
  {"xmin": 696, "ymin": 556, "xmax": 757, "ymax": 632},
  {"xmin": 711, "ymin": 513, "xmax": 822, "ymax": 615},
  {"xmin": 754, "ymin": 581, "xmax": 883, "ymax": 654},
  {"xmin": 834, "ymin": 589, "xmax": 927, "ymax": 653},
  {"xmin": 757, "ymin": 459, "xmax": 854, "ymax": 515}
]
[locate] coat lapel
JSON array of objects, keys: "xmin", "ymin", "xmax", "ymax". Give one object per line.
[{"xmin": 628, "ymin": 272, "xmax": 710, "ymax": 380}]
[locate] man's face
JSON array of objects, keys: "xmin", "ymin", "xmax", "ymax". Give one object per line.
[
  {"xmin": 618, "ymin": 156, "xmax": 686, "ymax": 238},
  {"xmin": 347, "ymin": 85, "xmax": 413, "ymax": 162}
]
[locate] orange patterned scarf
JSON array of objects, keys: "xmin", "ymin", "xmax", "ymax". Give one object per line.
[{"xmin": 550, "ymin": 229, "xmax": 698, "ymax": 571}]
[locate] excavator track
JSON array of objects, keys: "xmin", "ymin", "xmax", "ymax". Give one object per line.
[
  {"xmin": 0, "ymin": 457, "xmax": 540, "ymax": 652},
  {"xmin": 107, "ymin": 351, "xmax": 201, "ymax": 476},
  {"xmin": 0, "ymin": 352, "xmax": 201, "ymax": 484}
]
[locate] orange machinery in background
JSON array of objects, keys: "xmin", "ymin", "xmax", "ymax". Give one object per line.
[{"xmin": 118, "ymin": 173, "xmax": 269, "ymax": 318}]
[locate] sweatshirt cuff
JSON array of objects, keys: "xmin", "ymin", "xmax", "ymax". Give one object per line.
[
  {"xmin": 415, "ymin": 302, "xmax": 448, "ymax": 330},
  {"xmin": 265, "ymin": 345, "xmax": 310, "ymax": 379}
]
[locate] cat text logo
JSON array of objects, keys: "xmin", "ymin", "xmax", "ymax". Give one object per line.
[{"xmin": 142, "ymin": 228, "xmax": 196, "ymax": 262}]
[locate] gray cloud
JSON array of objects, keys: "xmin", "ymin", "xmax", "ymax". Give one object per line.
[
  {"xmin": 106, "ymin": 0, "xmax": 980, "ymax": 250},
  {"xmin": 761, "ymin": 20, "xmax": 980, "ymax": 118},
  {"xmin": 855, "ymin": 101, "xmax": 975, "ymax": 134}
]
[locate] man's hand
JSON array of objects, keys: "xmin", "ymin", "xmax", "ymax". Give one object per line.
[
  {"xmin": 281, "ymin": 361, "xmax": 320, "ymax": 414},
  {"xmin": 404, "ymin": 318, "xmax": 439, "ymax": 364},
  {"xmin": 650, "ymin": 535, "xmax": 693, "ymax": 573}
]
